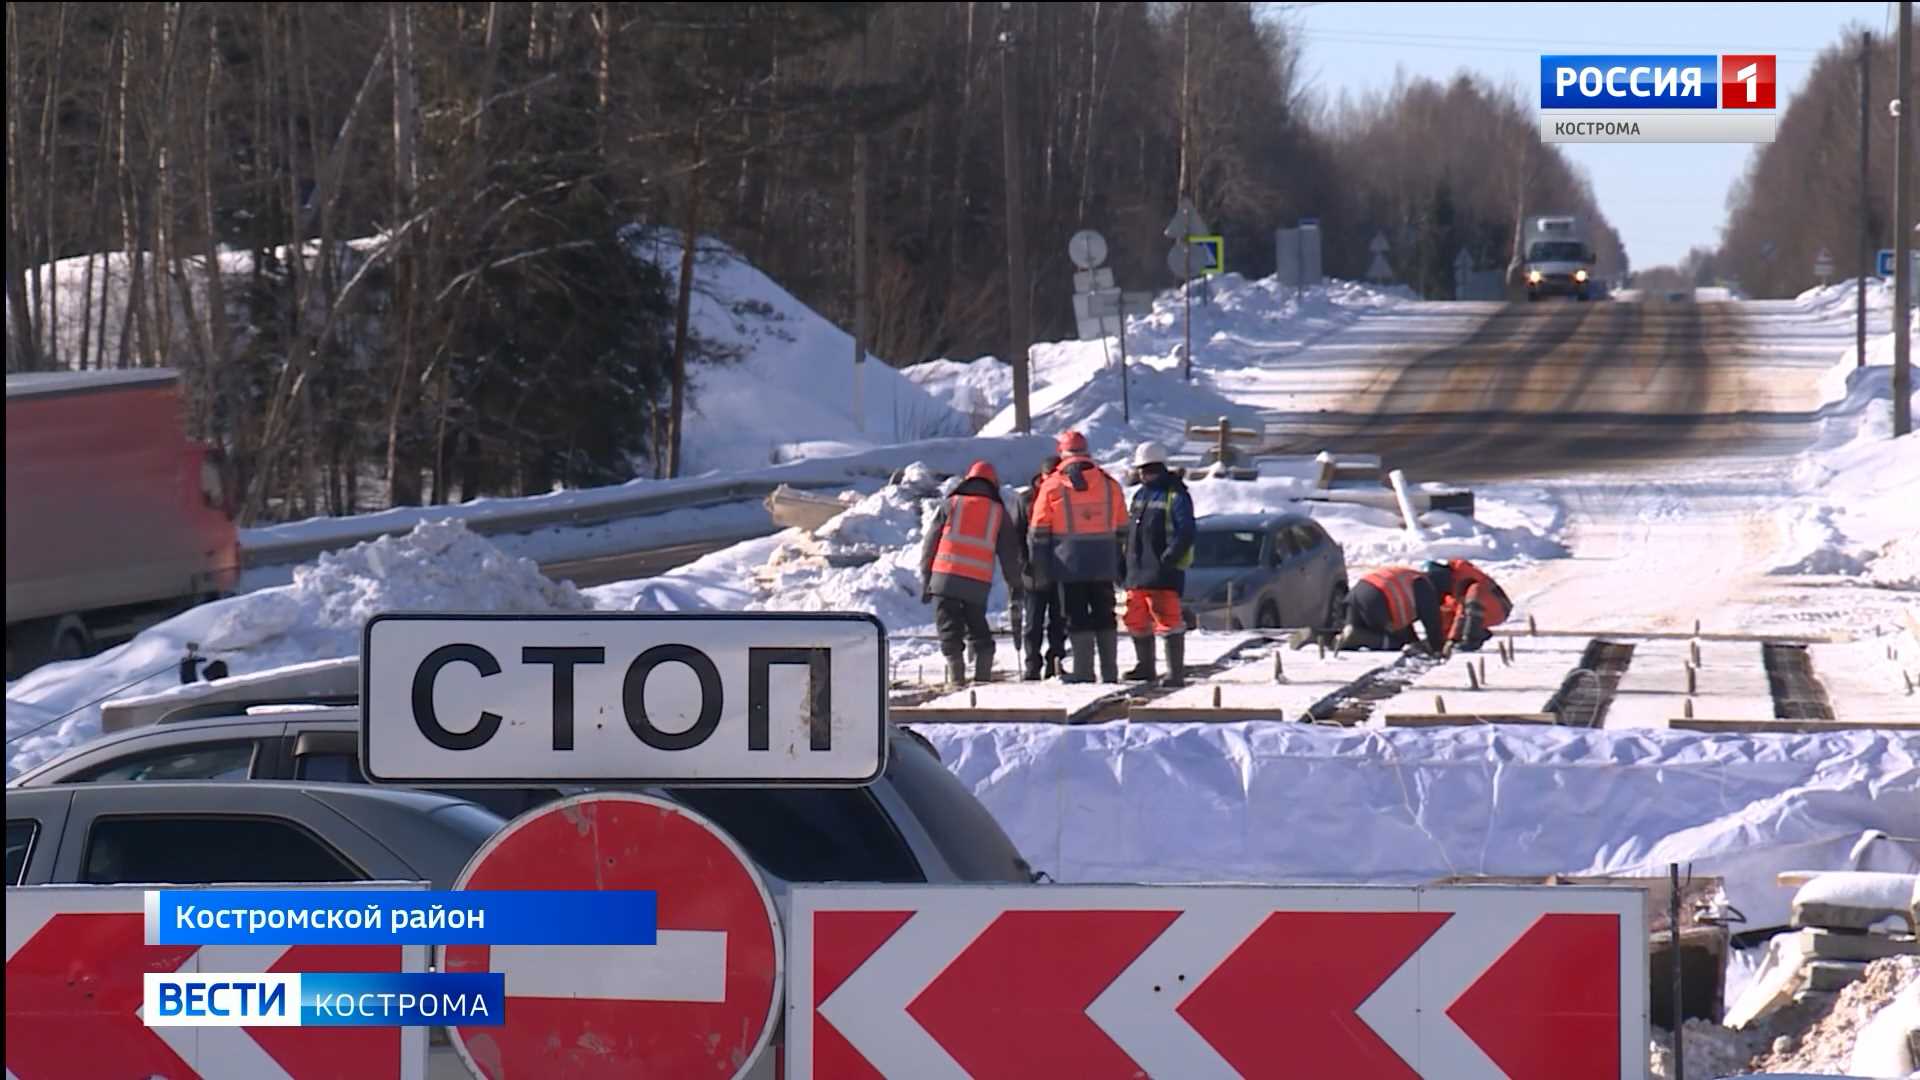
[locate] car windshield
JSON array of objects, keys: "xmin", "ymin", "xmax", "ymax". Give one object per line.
[
  {"xmin": 1191, "ymin": 529, "xmax": 1263, "ymax": 567},
  {"xmin": 1528, "ymin": 241, "xmax": 1587, "ymax": 262}
]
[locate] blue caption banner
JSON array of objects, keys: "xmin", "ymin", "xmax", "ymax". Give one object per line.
[
  {"xmin": 301, "ymin": 972, "xmax": 505, "ymax": 1027},
  {"xmin": 146, "ymin": 889, "xmax": 656, "ymax": 945},
  {"xmin": 1540, "ymin": 55, "xmax": 1720, "ymax": 110}
]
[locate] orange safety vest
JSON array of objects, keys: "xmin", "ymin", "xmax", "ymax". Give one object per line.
[
  {"xmin": 1034, "ymin": 456, "xmax": 1126, "ymax": 538},
  {"xmin": 1361, "ymin": 567, "xmax": 1425, "ymax": 630},
  {"xmin": 1440, "ymin": 560, "xmax": 1511, "ymax": 639},
  {"xmin": 930, "ymin": 493, "xmax": 1005, "ymax": 584}
]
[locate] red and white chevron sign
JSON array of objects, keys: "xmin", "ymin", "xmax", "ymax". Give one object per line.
[{"xmin": 785, "ymin": 884, "xmax": 1646, "ymax": 1079}]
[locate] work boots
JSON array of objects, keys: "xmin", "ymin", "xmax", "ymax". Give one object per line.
[
  {"xmin": 944, "ymin": 653, "xmax": 968, "ymax": 687},
  {"xmin": 1022, "ymin": 652, "xmax": 1044, "ymax": 682},
  {"xmin": 1063, "ymin": 632, "xmax": 1097, "ymax": 683},
  {"xmin": 1096, "ymin": 629, "xmax": 1120, "ymax": 684},
  {"xmin": 1044, "ymin": 653, "xmax": 1062, "ymax": 680},
  {"xmin": 1160, "ymin": 634, "xmax": 1187, "ymax": 688},
  {"xmin": 972, "ymin": 643, "xmax": 996, "ymax": 685},
  {"xmin": 1124, "ymin": 635, "xmax": 1157, "ymax": 681}
]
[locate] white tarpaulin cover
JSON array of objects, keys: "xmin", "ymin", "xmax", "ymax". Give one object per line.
[{"xmin": 916, "ymin": 722, "xmax": 1920, "ymax": 930}]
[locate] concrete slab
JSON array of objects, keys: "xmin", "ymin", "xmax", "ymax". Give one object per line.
[
  {"xmin": 1614, "ymin": 656, "xmax": 1774, "ymax": 698},
  {"xmin": 1405, "ymin": 659, "xmax": 1573, "ymax": 693},
  {"xmin": 1367, "ymin": 689, "xmax": 1555, "ymax": 723},
  {"xmin": 1215, "ymin": 648, "xmax": 1388, "ymax": 686},
  {"xmin": 1604, "ymin": 692, "xmax": 1779, "ymax": 729},
  {"xmin": 1132, "ymin": 681, "xmax": 1349, "ymax": 722},
  {"xmin": 1808, "ymin": 641, "xmax": 1920, "ymax": 725}
]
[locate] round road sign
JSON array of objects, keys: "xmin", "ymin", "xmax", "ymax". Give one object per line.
[
  {"xmin": 440, "ymin": 793, "xmax": 782, "ymax": 1080},
  {"xmin": 1069, "ymin": 229, "xmax": 1109, "ymax": 270}
]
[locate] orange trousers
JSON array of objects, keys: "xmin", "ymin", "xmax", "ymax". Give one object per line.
[{"xmin": 1123, "ymin": 588, "xmax": 1184, "ymax": 636}]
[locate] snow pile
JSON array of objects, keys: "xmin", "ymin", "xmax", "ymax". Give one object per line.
[
  {"xmin": 976, "ymin": 275, "xmax": 1409, "ymax": 460},
  {"xmin": 624, "ymin": 229, "xmax": 966, "ymax": 474},
  {"xmin": 592, "ymin": 462, "xmax": 1019, "ymax": 637},
  {"xmin": 1646, "ymin": 1020, "xmax": 1769, "ymax": 1080},
  {"xmin": 912, "ymin": 722, "xmax": 1920, "ymax": 932},
  {"xmin": 902, "ymin": 358, "xmax": 1014, "ymax": 426},
  {"xmin": 6, "ymin": 521, "xmax": 587, "ymax": 778},
  {"xmin": 1796, "ymin": 276, "xmax": 1895, "ymax": 318},
  {"xmin": 1746, "ymin": 956, "xmax": 1919, "ymax": 1075},
  {"xmin": 1770, "ymin": 366, "xmax": 1920, "ymax": 588}
]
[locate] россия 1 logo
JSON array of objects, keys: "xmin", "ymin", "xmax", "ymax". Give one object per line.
[{"xmin": 1539, "ymin": 54, "xmax": 1778, "ymax": 143}]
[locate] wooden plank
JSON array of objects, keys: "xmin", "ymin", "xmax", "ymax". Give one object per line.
[
  {"xmin": 1127, "ymin": 706, "xmax": 1314, "ymax": 723},
  {"xmin": 1381, "ymin": 712, "xmax": 1557, "ymax": 728},
  {"xmin": 893, "ymin": 707, "xmax": 1073, "ymax": 724},
  {"xmin": 1491, "ymin": 628, "xmax": 1844, "ymax": 644},
  {"xmin": 1669, "ymin": 718, "xmax": 1920, "ymax": 734}
]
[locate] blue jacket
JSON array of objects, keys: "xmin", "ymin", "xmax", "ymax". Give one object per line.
[{"xmin": 1125, "ymin": 473, "xmax": 1196, "ymax": 591}]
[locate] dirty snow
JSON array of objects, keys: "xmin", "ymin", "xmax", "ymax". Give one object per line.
[
  {"xmin": 6, "ymin": 521, "xmax": 587, "ymax": 778},
  {"xmin": 1664, "ymin": 956, "xmax": 1920, "ymax": 1078}
]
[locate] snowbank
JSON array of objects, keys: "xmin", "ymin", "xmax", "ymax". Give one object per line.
[
  {"xmin": 625, "ymin": 229, "xmax": 966, "ymax": 474},
  {"xmin": 6, "ymin": 522, "xmax": 587, "ymax": 778},
  {"xmin": 913, "ymin": 722, "xmax": 1920, "ymax": 931},
  {"xmin": 902, "ymin": 357, "xmax": 1014, "ymax": 425},
  {"xmin": 976, "ymin": 275, "xmax": 1408, "ymax": 460}
]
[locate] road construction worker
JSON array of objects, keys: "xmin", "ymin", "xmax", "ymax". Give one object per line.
[
  {"xmin": 1013, "ymin": 455, "xmax": 1068, "ymax": 680},
  {"xmin": 1425, "ymin": 558, "xmax": 1512, "ymax": 653},
  {"xmin": 1295, "ymin": 565, "xmax": 1445, "ymax": 654},
  {"xmin": 1122, "ymin": 442, "xmax": 1197, "ymax": 687},
  {"xmin": 1029, "ymin": 430, "xmax": 1128, "ymax": 683},
  {"xmin": 920, "ymin": 460, "xmax": 1024, "ymax": 686}
]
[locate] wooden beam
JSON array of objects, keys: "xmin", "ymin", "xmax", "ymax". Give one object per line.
[
  {"xmin": 1382, "ymin": 712, "xmax": 1557, "ymax": 727},
  {"xmin": 1669, "ymin": 718, "xmax": 1920, "ymax": 734},
  {"xmin": 892, "ymin": 707, "xmax": 1072, "ymax": 724}
]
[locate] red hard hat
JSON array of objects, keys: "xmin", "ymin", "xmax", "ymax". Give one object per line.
[
  {"xmin": 1055, "ymin": 430, "xmax": 1088, "ymax": 454},
  {"xmin": 965, "ymin": 460, "xmax": 999, "ymax": 485}
]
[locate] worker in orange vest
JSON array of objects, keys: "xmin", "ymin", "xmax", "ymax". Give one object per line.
[
  {"xmin": 1425, "ymin": 559, "xmax": 1512, "ymax": 653},
  {"xmin": 920, "ymin": 460, "xmax": 1025, "ymax": 686},
  {"xmin": 1029, "ymin": 431, "xmax": 1128, "ymax": 683},
  {"xmin": 1296, "ymin": 565, "xmax": 1445, "ymax": 654}
]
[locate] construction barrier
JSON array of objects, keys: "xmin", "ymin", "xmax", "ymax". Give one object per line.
[
  {"xmin": 785, "ymin": 882, "xmax": 1647, "ymax": 1080},
  {"xmin": 4, "ymin": 882, "xmax": 430, "ymax": 1080}
]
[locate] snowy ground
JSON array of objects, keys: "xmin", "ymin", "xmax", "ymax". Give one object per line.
[{"xmin": 9, "ymin": 264, "xmax": 1918, "ymax": 1080}]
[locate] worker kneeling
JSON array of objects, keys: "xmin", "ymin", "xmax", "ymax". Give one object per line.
[
  {"xmin": 1122, "ymin": 442, "xmax": 1197, "ymax": 687},
  {"xmin": 920, "ymin": 461, "xmax": 1024, "ymax": 686},
  {"xmin": 1317, "ymin": 565, "xmax": 1446, "ymax": 655},
  {"xmin": 1425, "ymin": 558, "xmax": 1511, "ymax": 653}
]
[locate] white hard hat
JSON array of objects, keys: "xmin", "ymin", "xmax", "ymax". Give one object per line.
[{"xmin": 1131, "ymin": 441, "xmax": 1169, "ymax": 467}]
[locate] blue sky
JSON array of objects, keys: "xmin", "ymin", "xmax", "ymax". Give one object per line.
[{"xmin": 1282, "ymin": 1, "xmax": 1890, "ymax": 268}]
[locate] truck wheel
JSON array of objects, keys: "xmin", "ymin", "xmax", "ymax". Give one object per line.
[{"xmin": 1255, "ymin": 600, "xmax": 1282, "ymax": 629}]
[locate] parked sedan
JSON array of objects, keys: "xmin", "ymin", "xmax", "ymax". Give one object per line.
[{"xmin": 1180, "ymin": 511, "xmax": 1348, "ymax": 631}]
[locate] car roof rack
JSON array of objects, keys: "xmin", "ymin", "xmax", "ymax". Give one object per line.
[
  {"xmin": 155, "ymin": 696, "xmax": 360, "ymax": 727},
  {"xmin": 101, "ymin": 657, "xmax": 360, "ymax": 733}
]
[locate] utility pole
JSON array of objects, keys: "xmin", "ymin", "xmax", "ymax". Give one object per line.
[
  {"xmin": 1860, "ymin": 32, "xmax": 1872, "ymax": 369},
  {"xmin": 1897, "ymin": 1, "xmax": 1913, "ymax": 437},
  {"xmin": 1000, "ymin": 2, "xmax": 1032, "ymax": 435},
  {"xmin": 852, "ymin": 24, "xmax": 870, "ymax": 434},
  {"xmin": 1179, "ymin": 2, "xmax": 1194, "ymax": 383}
]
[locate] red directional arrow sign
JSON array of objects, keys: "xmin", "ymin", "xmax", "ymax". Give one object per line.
[
  {"xmin": 3, "ymin": 886, "xmax": 427, "ymax": 1080},
  {"xmin": 785, "ymin": 884, "xmax": 1645, "ymax": 1079}
]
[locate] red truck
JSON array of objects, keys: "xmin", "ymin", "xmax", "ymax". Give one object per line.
[{"xmin": 5, "ymin": 369, "xmax": 238, "ymax": 677}]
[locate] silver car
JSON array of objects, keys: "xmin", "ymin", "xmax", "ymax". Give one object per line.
[
  {"xmin": 10, "ymin": 702, "xmax": 1037, "ymax": 888},
  {"xmin": 4, "ymin": 780, "xmax": 502, "ymax": 888},
  {"xmin": 1180, "ymin": 511, "xmax": 1349, "ymax": 631}
]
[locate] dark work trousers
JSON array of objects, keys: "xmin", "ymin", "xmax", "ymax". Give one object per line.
[
  {"xmin": 1058, "ymin": 581, "xmax": 1118, "ymax": 634},
  {"xmin": 935, "ymin": 597, "xmax": 993, "ymax": 658},
  {"xmin": 1023, "ymin": 587, "xmax": 1068, "ymax": 663},
  {"xmin": 1345, "ymin": 580, "xmax": 1434, "ymax": 650}
]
